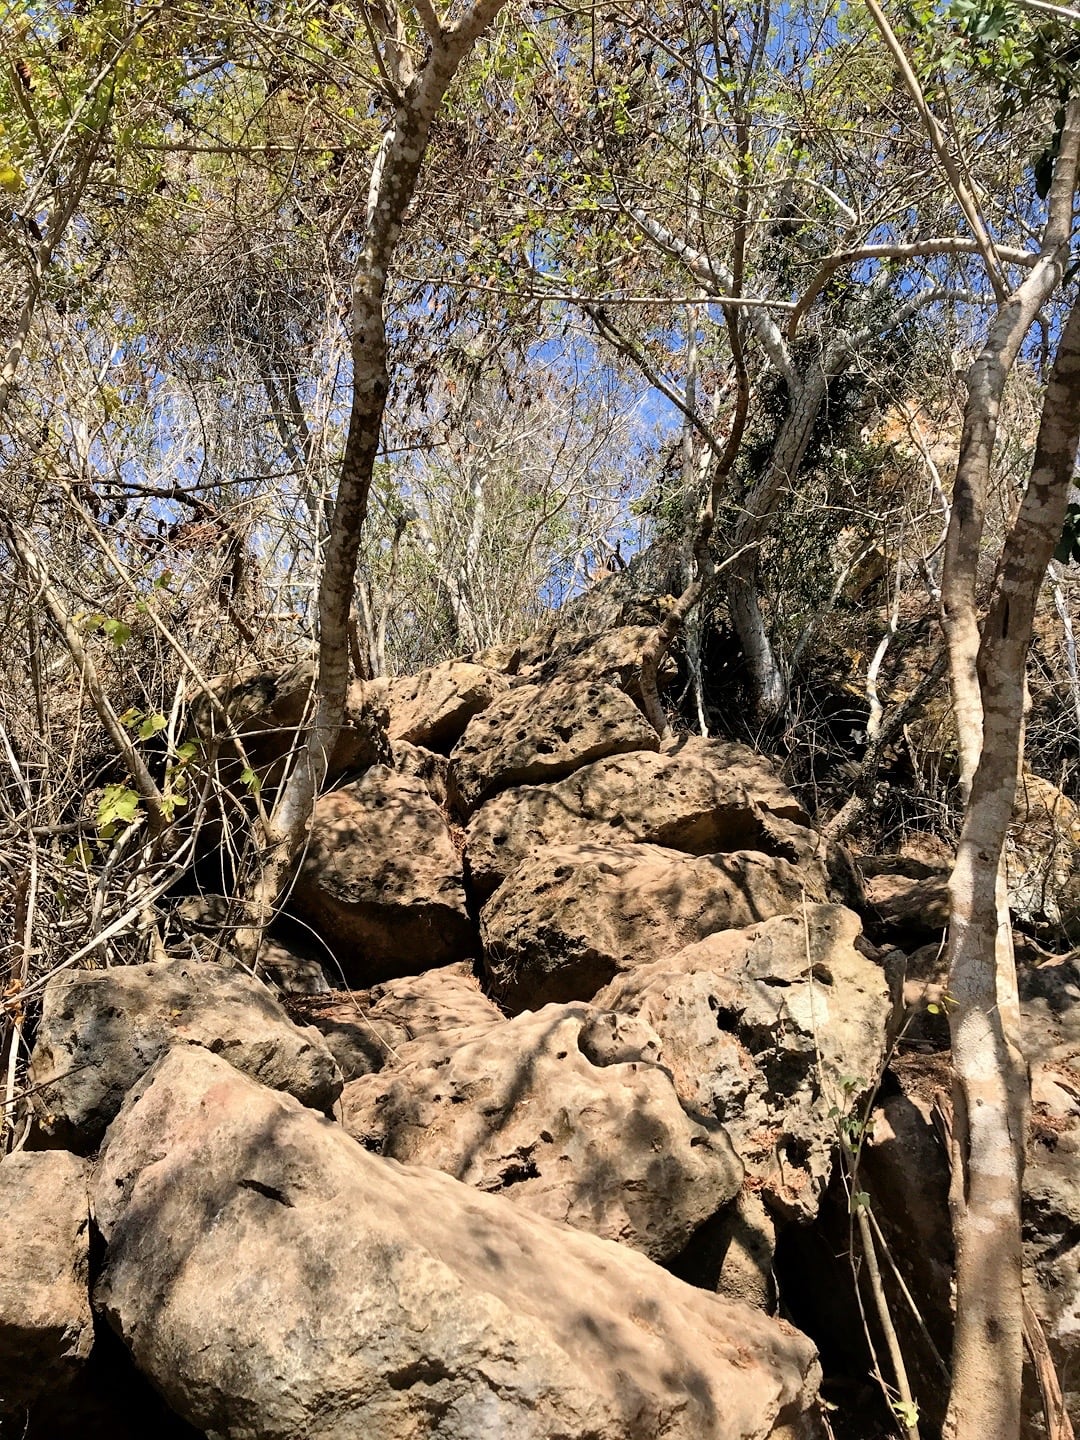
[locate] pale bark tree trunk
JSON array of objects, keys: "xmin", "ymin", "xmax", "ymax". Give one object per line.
[
  {"xmin": 942, "ymin": 102, "xmax": 1080, "ymax": 799},
  {"xmin": 945, "ymin": 289, "xmax": 1080, "ymax": 1440},
  {"xmin": 237, "ymin": 0, "xmax": 509, "ymax": 961},
  {"xmin": 942, "ymin": 101, "xmax": 1080, "ymax": 1440}
]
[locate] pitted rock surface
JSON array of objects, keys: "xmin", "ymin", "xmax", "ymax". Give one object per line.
[
  {"xmin": 341, "ymin": 1002, "xmax": 742, "ymax": 1260},
  {"xmin": 287, "ymin": 766, "xmax": 474, "ymax": 984},
  {"xmin": 0, "ymin": 1151, "xmax": 93, "ymax": 1410},
  {"xmin": 383, "ymin": 660, "xmax": 508, "ymax": 751},
  {"xmin": 449, "ymin": 679, "xmax": 658, "ymax": 816},
  {"xmin": 467, "ymin": 737, "xmax": 813, "ymax": 898},
  {"xmin": 289, "ymin": 963, "xmax": 504, "ymax": 1081},
  {"xmin": 481, "ymin": 840, "xmax": 825, "ymax": 1012},
  {"xmin": 596, "ymin": 905, "xmax": 889, "ymax": 1221}
]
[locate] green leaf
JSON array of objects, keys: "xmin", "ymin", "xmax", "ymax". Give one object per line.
[
  {"xmin": 137, "ymin": 712, "xmax": 167, "ymax": 741},
  {"xmin": 96, "ymin": 783, "xmax": 142, "ymax": 836},
  {"xmin": 102, "ymin": 617, "xmax": 131, "ymax": 648},
  {"xmin": 240, "ymin": 767, "xmax": 262, "ymax": 794}
]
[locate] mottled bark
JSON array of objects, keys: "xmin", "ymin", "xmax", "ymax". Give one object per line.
[
  {"xmin": 941, "ymin": 100, "xmax": 1080, "ymax": 800},
  {"xmin": 944, "ymin": 285, "xmax": 1080, "ymax": 1440}
]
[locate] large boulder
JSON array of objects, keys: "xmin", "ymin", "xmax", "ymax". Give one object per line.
[
  {"xmin": 286, "ymin": 767, "xmax": 474, "ymax": 984},
  {"xmin": 449, "ymin": 679, "xmax": 658, "ymax": 816},
  {"xmin": 518, "ymin": 625, "xmax": 679, "ymax": 700},
  {"xmin": 596, "ymin": 906, "xmax": 890, "ymax": 1221},
  {"xmin": 27, "ymin": 958, "xmax": 342, "ymax": 1152},
  {"xmin": 481, "ymin": 841, "xmax": 824, "ymax": 1012},
  {"xmin": 0, "ymin": 1151, "xmax": 93, "ymax": 1411},
  {"xmin": 94, "ymin": 1046, "xmax": 824, "ymax": 1440},
  {"xmin": 467, "ymin": 737, "xmax": 813, "ymax": 898},
  {"xmin": 384, "ymin": 660, "xmax": 508, "ymax": 751},
  {"xmin": 341, "ymin": 1002, "xmax": 742, "ymax": 1261},
  {"xmin": 287, "ymin": 963, "xmax": 504, "ymax": 1082}
]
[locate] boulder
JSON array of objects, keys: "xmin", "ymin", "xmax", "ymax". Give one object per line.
[
  {"xmin": 467, "ymin": 737, "xmax": 813, "ymax": 898},
  {"xmin": 385, "ymin": 660, "xmax": 508, "ymax": 751},
  {"xmin": 27, "ymin": 958, "xmax": 342, "ymax": 1152},
  {"xmin": 190, "ymin": 658, "xmax": 390, "ymax": 792},
  {"xmin": 94, "ymin": 1046, "xmax": 824, "ymax": 1440},
  {"xmin": 1008, "ymin": 772, "xmax": 1080, "ymax": 941},
  {"xmin": 449, "ymin": 679, "xmax": 658, "ymax": 816},
  {"xmin": 288, "ymin": 963, "xmax": 504, "ymax": 1081},
  {"xmin": 518, "ymin": 625, "xmax": 679, "ymax": 700},
  {"xmin": 0, "ymin": 1151, "xmax": 93, "ymax": 1411},
  {"xmin": 481, "ymin": 841, "xmax": 824, "ymax": 1013},
  {"xmin": 286, "ymin": 767, "xmax": 474, "ymax": 984},
  {"xmin": 862, "ymin": 857, "xmax": 950, "ymax": 943},
  {"xmin": 596, "ymin": 906, "xmax": 890, "ymax": 1220},
  {"xmin": 342, "ymin": 1002, "xmax": 742, "ymax": 1261},
  {"xmin": 392, "ymin": 740, "xmax": 450, "ymax": 808}
]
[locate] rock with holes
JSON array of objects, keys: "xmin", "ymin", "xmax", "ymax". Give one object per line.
[
  {"xmin": 341, "ymin": 1002, "xmax": 742, "ymax": 1261},
  {"xmin": 392, "ymin": 741, "xmax": 451, "ymax": 808},
  {"xmin": 287, "ymin": 963, "xmax": 504, "ymax": 1081},
  {"xmin": 481, "ymin": 841, "xmax": 824, "ymax": 1013},
  {"xmin": 0, "ymin": 1151, "xmax": 94, "ymax": 1411},
  {"xmin": 286, "ymin": 767, "xmax": 474, "ymax": 985},
  {"xmin": 517, "ymin": 626, "xmax": 679, "ymax": 700},
  {"xmin": 385, "ymin": 660, "xmax": 509, "ymax": 751},
  {"xmin": 466, "ymin": 736, "xmax": 813, "ymax": 898},
  {"xmin": 94, "ymin": 1046, "xmax": 824, "ymax": 1440},
  {"xmin": 27, "ymin": 958, "xmax": 342, "ymax": 1152},
  {"xmin": 595, "ymin": 905, "xmax": 889, "ymax": 1221},
  {"xmin": 448, "ymin": 680, "xmax": 658, "ymax": 816}
]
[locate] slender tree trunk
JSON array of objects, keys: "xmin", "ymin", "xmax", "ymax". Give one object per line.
[
  {"xmin": 724, "ymin": 362, "xmax": 830, "ymax": 716},
  {"xmin": 237, "ymin": 0, "xmax": 509, "ymax": 963},
  {"xmin": 944, "ymin": 290, "xmax": 1080, "ymax": 1440},
  {"xmin": 941, "ymin": 101, "xmax": 1080, "ymax": 800}
]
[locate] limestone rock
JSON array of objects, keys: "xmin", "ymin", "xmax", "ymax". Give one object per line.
[
  {"xmin": 862, "ymin": 857, "xmax": 950, "ymax": 943},
  {"xmin": 519, "ymin": 625, "xmax": 678, "ymax": 700},
  {"xmin": 288, "ymin": 963, "xmax": 503, "ymax": 1081},
  {"xmin": 481, "ymin": 840, "xmax": 824, "ymax": 1012},
  {"xmin": 287, "ymin": 767, "xmax": 474, "ymax": 984},
  {"xmin": 449, "ymin": 679, "xmax": 658, "ymax": 816},
  {"xmin": 596, "ymin": 906, "xmax": 890, "ymax": 1220},
  {"xmin": 28, "ymin": 958, "xmax": 342, "ymax": 1152},
  {"xmin": 467, "ymin": 737, "xmax": 813, "ymax": 898},
  {"xmin": 392, "ymin": 740, "xmax": 450, "ymax": 808},
  {"xmin": 341, "ymin": 1002, "xmax": 742, "ymax": 1261},
  {"xmin": 173, "ymin": 897, "xmax": 331, "ymax": 994},
  {"xmin": 95, "ymin": 1046, "xmax": 824, "ymax": 1440},
  {"xmin": 386, "ymin": 660, "xmax": 508, "ymax": 751},
  {"xmin": 0, "ymin": 1151, "xmax": 93, "ymax": 1411}
]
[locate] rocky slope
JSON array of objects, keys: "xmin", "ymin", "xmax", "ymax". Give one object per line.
[{"xmin": 3, "ymin": 622, "xmax": 1078, "ymax": 1439}]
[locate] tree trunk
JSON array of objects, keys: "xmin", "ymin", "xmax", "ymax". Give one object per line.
[
  {"xmin": 237, "ymin": 0, "xmax": 509, "ymax": 963},
  {"xmin": 944, "ymin": 291, "xmax": 1080, "ymax": 1440}
]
